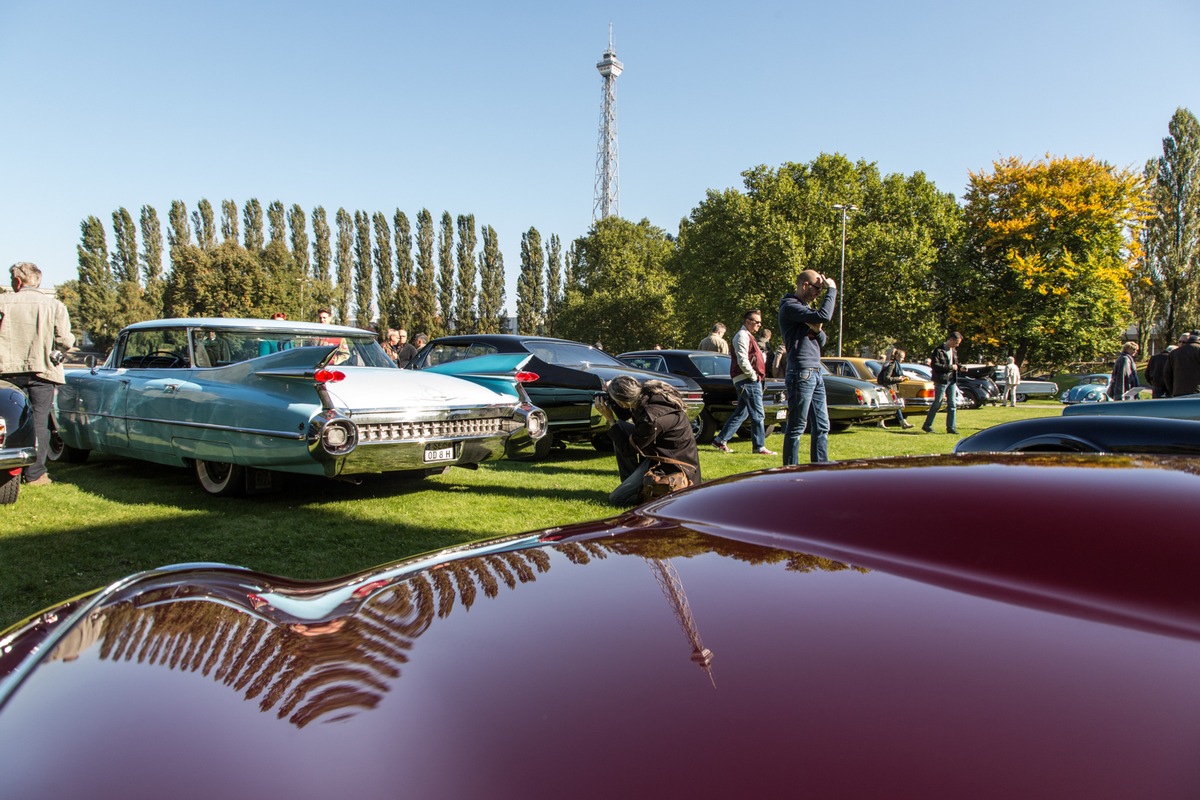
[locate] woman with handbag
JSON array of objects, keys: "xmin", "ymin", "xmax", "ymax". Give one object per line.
[{"xmin": 595, "ymin": 375, "xmax": 702, "ymax": 506}]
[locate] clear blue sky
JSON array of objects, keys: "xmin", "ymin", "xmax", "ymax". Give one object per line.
[{"xmin": 2, "ymin": 0, "xmax": 1197, "ymax": 313}]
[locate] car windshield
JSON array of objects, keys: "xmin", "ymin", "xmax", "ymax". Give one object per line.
[
  {"xmin": 115, "ymin": 328, "xmax": 396, "ymax": 369},
  {"xmin": 687, "ymin": 353, "xmax": 729, "ymax": 376},
  {"xmin": 420, "ymin": 341, "xmax": 500, "ymax": 367},
  {"xmin": 522, "ymin": 340, "xmax": 626, "ymax": 368}
]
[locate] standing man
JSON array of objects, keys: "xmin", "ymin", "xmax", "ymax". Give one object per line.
[
  {"xmin": 1165, "ymin": 331, "xmax": 1200, "ymax": 397},
  {"xmin": 1002, "ymin": 356, "xmax": 1021, "ymax": 406},
  {"xmin": 922, "ymin": 332, "xmax": 963, "ymax": 434},
  {"xmin": 0, "ymin": 262, "xmax": 75, "ymax": 486},
  {"xmin": 712, "ymin": 309, "xmax": 774, "ymax": 455},
  {"xmin": 697, "ymin": 323, "xmax": 729, "ymax": 354},
  {"xmin": 393, "ymin": 329, "xmax": 418, "ymax": 368},
  {"xmin": 778, "ymin": 269, "xmax": 837, "ymax": 465}
]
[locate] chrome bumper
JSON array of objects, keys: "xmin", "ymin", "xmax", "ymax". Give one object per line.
[{"xmin": 0, "ymin": 447, "xmax": 36, "ymax": 471}]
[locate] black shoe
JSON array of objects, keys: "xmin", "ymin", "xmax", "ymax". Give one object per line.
[
  {"xmin": 947, "ymin": 429, "xmax": 959, "ymax": 434},
  {"xmin": 921, "ymin": 426, "xmax": 933, "ymax": 433}
]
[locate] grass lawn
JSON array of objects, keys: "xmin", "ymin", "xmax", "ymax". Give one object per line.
[{"xmin": 0, "ymin": 402, "xmax": 1062, "ymax": 630}]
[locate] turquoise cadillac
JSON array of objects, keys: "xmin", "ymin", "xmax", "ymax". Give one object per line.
[{"xmin": 52, "ymin": 318, "xmax": 546, "ymax": 495}]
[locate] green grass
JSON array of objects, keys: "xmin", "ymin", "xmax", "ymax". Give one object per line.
[{"xmin": 0, "ymin": 402, "xmax": 1062, "ymax": 630}]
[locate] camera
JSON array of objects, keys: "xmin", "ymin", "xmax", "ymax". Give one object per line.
[{"xmin": 49, "ymin": 350, "xmax": 66, "ymax": 366}]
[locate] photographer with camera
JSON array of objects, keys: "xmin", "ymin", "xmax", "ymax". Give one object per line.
[
  {"xmin": 0, "ymin": 262, "xmax": 75, "ymax": 485},
  {"xmin": 594, "ymin": 376, "xmax": 701, "ymax": 506}
]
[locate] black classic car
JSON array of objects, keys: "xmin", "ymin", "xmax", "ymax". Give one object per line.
[
  {"xmin": 0, "ymin": 380, "xmax": 37, "ymax": 503},
  {"xmin": 956, "ymin": 364, "xmax": 1002, "ymax": 408},
  {"xmin": 411, "ymin": 335, "xmax": 704, "ymax": 456},
  {"xmin": 617, "ymin": 349, "xmax": 788, "ymax": 443}
]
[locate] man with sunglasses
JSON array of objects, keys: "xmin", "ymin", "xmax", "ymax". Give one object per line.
[
  {"xmin": 778, "ymin": 269, "xmax": 837, "ymax": 465},
  {"xmin": 712, "ymin": 309, "xmax": 774, "ymax": 455}
]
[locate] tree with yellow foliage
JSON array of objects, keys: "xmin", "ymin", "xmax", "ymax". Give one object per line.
[{"xmin": 954, "ymin": 155, "xmax": 1147, "ymax": 370}]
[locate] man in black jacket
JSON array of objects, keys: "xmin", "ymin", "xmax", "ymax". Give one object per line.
[
  {"xmin": 1165, "ymin": 331, "xmax": 1200, "ymax": 397},
  {"xmin": 922, "ymin": 332, "xmax": 962, "ymax": 434}
]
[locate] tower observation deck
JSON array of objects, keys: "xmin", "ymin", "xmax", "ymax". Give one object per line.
[{"xmin": 593, "ymin": 25, "xmax": 623, "ymax": 222}]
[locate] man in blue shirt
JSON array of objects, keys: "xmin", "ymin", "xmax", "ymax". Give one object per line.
[{"xmin": 778, "ymin": 269, "xmax": 837, "ymax": 465}]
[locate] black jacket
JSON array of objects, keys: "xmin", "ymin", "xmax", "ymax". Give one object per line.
[
  {"xmin": 628, "ymin": 394, "xmax": 702, "ymax": 486},
  {"xmin": 929, "ymin": 344, "xmax": 958, "ymax": 385}
]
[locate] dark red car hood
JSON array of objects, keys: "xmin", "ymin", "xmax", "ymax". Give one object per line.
[{"xmin": 3, "ymin": 454, "xmax": 1200, "ymax": 799}]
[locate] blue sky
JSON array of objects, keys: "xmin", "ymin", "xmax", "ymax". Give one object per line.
[{"xmin": 2, "ymin": 0, "xmax": 1197, "ymax": 313}]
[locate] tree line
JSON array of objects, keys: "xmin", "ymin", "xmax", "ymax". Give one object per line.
[{"xmin": 64, "ymin": 108, "xmax": 1198, "ymax": 372}]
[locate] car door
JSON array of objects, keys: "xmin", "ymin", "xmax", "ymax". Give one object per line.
[{"xmin": 120, "ymin": 328, "xmax": 202, "ymax": 459}]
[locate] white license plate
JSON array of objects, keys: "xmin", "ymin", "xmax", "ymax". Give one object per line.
[
  {"xmin": 424, "ymin": 444, "xmax": 455, "ymax": 463},
  {"xmin": 775, "ymin": 409, "xmax": 787, "ymax": 420}
]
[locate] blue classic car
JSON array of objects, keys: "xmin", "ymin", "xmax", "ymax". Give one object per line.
[
  {"xmin": 0, "ymin": 380, "xmax": 37, "ymax": 504},
  {"xmin": 51, "ymin": 319, "xmax": 546, "ymax": 495},
  {"xmin": 1059, "ymin": 374, "xmax": 1112, "ymax": 404}
]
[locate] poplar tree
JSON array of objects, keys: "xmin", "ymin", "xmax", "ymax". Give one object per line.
[
  {"xmin": 545, "ymin": 233, "xmax": 562, "ymax": 335},
  {"xmin": 1145, "ymin": 107, "xmax": 1200, "ymax": 342},
  {"xmin": 412, "ymin": 208, "xmax": 439, "ymax": 335},
  {"xmin": 111, "ymin": 207, "xmax": 139, "ymax": 282},
  {"xmin": 243, "ymin": 199, "xmax": 265, "ymax": 252},
  {"xmin": 289, "ymin": 204, "xmax": 311, "ymax": 313},
  {"xmin": 454, "ymin": 214, "xmax": 478, "ymax": 333},
  {"xmin": 477, "ymin": 224, "xmax": 506, "ymax": 333},
  {"xmin": 220, "ymin": 199, "xmax": 239, "ymax": 242},
  {"xmin": 310, "ymin": 206, "xmax": 334, "ymax": 314},
  {"xmin": 140, "ymin": 205, "xmax": 164, "ymax": 314},
  {"xmin": 353, "ymin": 210, "xmax": 373, "ymax": 327},
  {"xmin": 77, "ymin": 215, "xmax": 117, "ymax": 348},
  {"xmin": 437, "ymin": 211, "xmax": 456, "ymax": 330},
  {"xmin": 517, "ymin": 227, "xmax": 544, "ymax": 334},
  {"xmin": 192, "ymin": 199, "xmax": 217, "ymax": 251},
  {"xmin": 167, "ymin": 200, "xmax": 191, "ymax": 249},
  {"xmin": 334, "ymin": 208, "xmax": 353, "ymax": 322},
  {"xmin": 393, "ymin": 210, "xmax": 414, "ymax": 328},
  {"xmin": 267, "ymin": 200, "xmax": 287, "ymax": 246},
  {"xmin": 373, "ymin": 211, "xmax": 394, "ymax": 332}
]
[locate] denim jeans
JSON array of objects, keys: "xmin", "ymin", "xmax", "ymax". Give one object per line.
[
  {"xmin": 923, "ymin": 381, "xmax": 959, "ymax": 431},
  {"xmin": 782, "ymin": 368, "xmax": 829, "ymax": 465},
  {"xmin": 7, "ymin": 376, "xmax": 55, "ymax": 481},
  {"xmin": 608, "ymin": 420, "xmax": 651, "ymax": 506},
  {"xmin": 715, "ymin": 379, "xmax": 765, "ymax": 450}
]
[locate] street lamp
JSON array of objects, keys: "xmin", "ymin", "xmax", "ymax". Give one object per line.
[{"xmin": 832, "ymin": 203, "xmax": 858, "ymax": 357}]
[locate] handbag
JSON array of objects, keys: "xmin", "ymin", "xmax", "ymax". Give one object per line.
[{"xmin": 642, "ymin": 462, "xmax": 691, "ymax": 500}]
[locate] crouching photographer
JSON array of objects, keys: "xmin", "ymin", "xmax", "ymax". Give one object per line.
[{"xmin": 595, "ymin": 375, "xmax": 701, "ymax": 506}]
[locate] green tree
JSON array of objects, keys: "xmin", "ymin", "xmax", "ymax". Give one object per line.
[
  {"xmin": 517, "ymin": 227, "xmax": 544, "ymax": 334},
  {"xmin": 262, "ymin": 239, "xmax": 300, "ymax": 318},
  {"xmin": 1144, "ymin": 107, "xmax": 1200, "ymax": 343},
  {"xmin": 477, "ymin": 224, "xmax": 506, "ymax": 333},
  {"xmin": 162, "ymin": 244, "xmax": 211, "ymax": 318},
  {"xmin": 393, "ymin": 210, "xmax": 414, "ymax": 329},
  {"xmin": 289, "ymin": 204, "xmax": 312, "ymax": 313},
  {"xmin": 220, "ymin": 199, "xmax": 239, "ymax": 243},
  {"xmin": 243, "ymin": 199, "xmax": 265, "ymax": 252},
  {"xmin": 200, "ymin": 240, "xmax": 266, "ymax": 317},
  {"xmin": 267, "ymin": 200, "xmax": 287, "ymax": 246},
  {"xmin": 192, "ymin": 199, "xmax": 217, "ymax": 251},
  {"xmin": 311, "ymin": 206, "xmax": 334, "ymax": 314},
  {"xmin": 545, "ymin": 233, "xmax": 562, "ymax": 335},
  {"xmin": 353, "ymin": 210, "xmax": 373, "ymax": 327},
  {"xmin": 111, "ymin": 207, "xmax": 138, "ymax": 282},
  {"xmin": 412, "ymin": 208, "xmax": 439, "ymax": 335},
  {"xmin": 956, "ymin": 155, "xmax": 1147, "ymax": 369},
  {"xmin": 373, "ymin": 211, "xmax": 394, "ymax": 332},
  {"xmin": 76, "ymin": 215, "xmax": 117, "ymax": 348},
  {"xmin": 167, "ymin": 200, "xmax": 191, "ymax": 249},
  {"xmin": 437, "ymin": 211, "xmax": 455, "ymax": 330},
  {"xmin": 557, "ymin": 217, "xmax": 675, "ymax": 353},
  {"xmin": 454, "ymin": 214, "xmax": 478, "ymax": 333},
  {"xmin": 139, "ymin": 205, "xmax": 164, "ymax": 315},
  {"xmin": 334, "ymin": 208, "xmax": 354, "ymax": 322}
]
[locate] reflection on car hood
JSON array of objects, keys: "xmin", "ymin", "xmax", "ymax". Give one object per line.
[{"xmin": 2, "ymin": 454, "xmax": 1200, "ymax": 798}]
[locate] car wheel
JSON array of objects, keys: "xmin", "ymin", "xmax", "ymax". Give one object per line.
[
  {"xmin": 591, "ymin": 433, "xmax": 614, "ymax": 452},
  {"xmin": 693, "ymin": 410, "xmax": 719, "ymax": 444},
  {"xmin": 194, "ymin": 460, "xmax": 246, "ymax": 497},
  {"xmin": 0, "ymin": 473, "xmax": 19, "ymax": 505},
  {"xmin": 48, "ymin": 428, "xmax": 90, "ymax": 463},
  {"xmin": 1015, "ymin": 393, "xmax": 1027, "ymax": 403},
  {"xmin": 831, "ymin": 422, "xmax": 852, "ymax": 432}
]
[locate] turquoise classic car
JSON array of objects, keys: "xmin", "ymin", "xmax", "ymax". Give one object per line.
[{"xmin": 51, "ymin": 318, "xmax": 546, "ymax": 495}]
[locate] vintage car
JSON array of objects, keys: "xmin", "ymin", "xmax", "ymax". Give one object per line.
[
  {"xmin": 954, "ymin": 415, "xmax": 1200, "ymax": 455},
  {"xmin": 411, "ymin": 335, "xmax": 704, "ymax": 455},
  {"xmin": 617, "ymin": 349, "xmax": 788, "ymax": 443},
  {"xmin": 3, "ymin": 453, "xmax": 1200, "ymax": 797},
  {"xmin": 822, "ymin": 355, "xmax": 937, "ymax": 410},
  {"xmin": 51, "ymin": 319, "xmax": 546, "ymax": 495},
  {"xmin": 1060, "ymin": 373, "xmax": 1112, "ymax": 404},
  {"xmin": 0, "ymin": 380, "xmax": 37, "ymax": 504},
  {"xmin": 900, "ymin": 362, "xmax": 972, "ymax": 408},
  {"xmin": 1062, "ymin": 392, "xmax": 1200, "ymax": 421},
  {"xmin": 990, "ymin": 368, "xmax": 1060, "ymax": 402}
]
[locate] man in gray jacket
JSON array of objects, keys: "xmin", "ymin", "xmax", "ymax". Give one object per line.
[{"xmin": 0, "ymin": 262, "xmax": 75, "ymax": 485}]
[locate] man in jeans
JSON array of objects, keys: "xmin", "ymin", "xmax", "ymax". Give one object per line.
[
  {"xmin": 922, "ymin": 331, "xmax": 963, "ymax": 434},
  {"xmin": 778, "ymin": 269, "xmax": 838, "ymax": 465},
  {"xmin": 0, "ymin": 262, "xmax": 75, "ymax": 485},
  {"xmin": 712, "ymin": 309, "xmax": 774, "ymax": 455}
]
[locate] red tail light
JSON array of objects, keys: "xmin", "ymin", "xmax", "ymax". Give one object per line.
[
  {"xmin": 314, "ymin": 369, "xmax": 346, "ymax": 384},
  {"xmin": 515, "ymin": 370, "xmax": 539, "ymax": 383}
]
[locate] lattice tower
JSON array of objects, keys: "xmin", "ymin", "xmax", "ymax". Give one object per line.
[{"xmin": 593, "ymin": 24, "xmax": 623, "ymax": 222}]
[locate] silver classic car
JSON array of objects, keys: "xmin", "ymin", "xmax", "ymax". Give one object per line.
[{"xmin": 51, "ymin": 319, "xmax": 545, "ymax": 495}]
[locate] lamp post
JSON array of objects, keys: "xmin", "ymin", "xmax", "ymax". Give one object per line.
[{"xmin": 832, "ymin": 203, "xmax": 858, "ymax": 357}]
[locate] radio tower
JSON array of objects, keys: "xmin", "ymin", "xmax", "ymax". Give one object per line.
[{"xmin": 593, "ymin": 24, "xmax": 623, "ymax": 222}]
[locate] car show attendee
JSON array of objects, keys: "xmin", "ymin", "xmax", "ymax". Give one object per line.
[
  {"xmin": 1106, "ymin": 341, "xmax": 1140, "ymax": 400},
  {"xmin": 922, "ymin": 332, "xmax": 963, "ymax": 434},
  {"xmin": 1165, "ymin": 331, "xmax": 1200, "ymax": 397},
  {"xmin": 712, "ymin": 309, "xmax": 773, "ymax": 455},
  {"xmin": 0, "ymin": 262, "xmax": 75, "ymax": 485},
  {"xmin": 413, "ymin": 332, "xmax": 428, "ymax": 350},
  {"xmin": 697, "ymin": 323, "xmax": 729, "ymax": 354},
  {"xmin": 595, "ymin": 375, "xmax": 701, "ymax": 506},
  {"xmin": 393, "ymin": 329, "xmax": 418, "ymax": 368},
  {"xmin": 756, "ymin": 327, "xmax": 772, "ymax": 354},
  {"xmin": 778, "ymin": 268, "xmax": 837, "ymax": 465},
  {"xmin": 876, "ymin": 347, "xmax": 914, "ymax": 428},
  {"xmin": 381, "ymin": 329, "xmax": 403, "ymax": 363},
  {"xmin": 316, "ymin": 307, "xmax": 333, "ymax": 325},
  {"xmin": 1002, "ymin": 356, "xmax": 1021, "ymax": 406},
  {"xmin": 1146, "ymin": 340, "xmax": 1179, "ymax": 398}
]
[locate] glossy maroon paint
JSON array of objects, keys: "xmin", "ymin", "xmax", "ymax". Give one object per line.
[{"xmin": 2, "ymin": 454, "xmax": 1200, "ymax": 799}]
